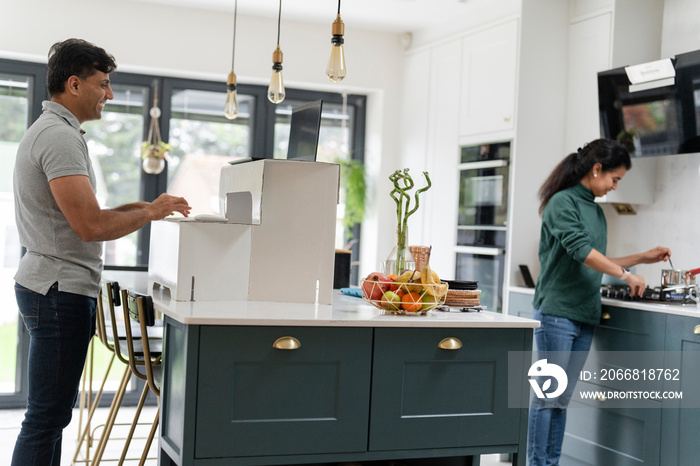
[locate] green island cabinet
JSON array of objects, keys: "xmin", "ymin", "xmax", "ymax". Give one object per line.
[
  {"xmin": 155, "ymin": 293, "xmax": 538, "ymax": 466},
  {"xmin": 508, "ymin": 288, "xmax": 700, "ymax": 466}
]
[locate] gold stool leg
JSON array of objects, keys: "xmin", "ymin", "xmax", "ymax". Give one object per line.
[
  {"xmin": 117, "ymin": 382, "xmax": 150, "ymax": 465},
  {"xmin": 139, "ymin": 408, "xmax": 159, "ymax": 466},
  {"xmin": 92, "ymin": 364, "xmax": 131, "ymax": 465},
  {"xmin": 72, "ymin": 352, "xmax": 116, "ymax": 465}
]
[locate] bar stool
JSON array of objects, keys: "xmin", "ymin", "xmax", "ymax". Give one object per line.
[
  {"xmin": 119, "ymin": 288, "xmax": 163, "ymax": 465},
  {"xmin": 89, "ymin": 282, "xmax": 160, "ymax": 465},
  {"xmin": 73, "ymin": 281, "xmax": 133, "ymax": 465}
]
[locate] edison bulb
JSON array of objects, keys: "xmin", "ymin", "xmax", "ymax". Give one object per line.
[
  {"xmin": 326, "ymin": 39, "xmax": 346, "ymax": 83},
  {"xmin": 224, "ymin": 88, "xmax": 239, "ymax": 119},
  {"xmin": 268, "ymin": 67, "xmax": 285, "ymax": 104}
]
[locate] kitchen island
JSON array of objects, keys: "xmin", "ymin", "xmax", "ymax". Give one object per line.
[
  {"xmin": 509, "ymin": 286, "xmax": 700, "ymax": 466},
  {"xmin": 152, "ymin": 289, "xmax": 539, "ymax": 466}
]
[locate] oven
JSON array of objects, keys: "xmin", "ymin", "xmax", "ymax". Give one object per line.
[{"xmin": 455, "ymin": 141, "xmax": 510, "ymax": 312}]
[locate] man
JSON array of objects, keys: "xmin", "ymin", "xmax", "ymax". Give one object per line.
[{"xmin": 11, "ymin": 38, "xmax": 191, "ymax": 465}]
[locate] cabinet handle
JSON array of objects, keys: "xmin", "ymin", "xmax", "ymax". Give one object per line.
[
  {"xmin": 273, "ymin": 336, "xmax": 301, "ymax": 350},
  {"xmin": 438, "ymin": 337, "xmax": 463, "ymax": 350},
  {"xmin": 694, "ymin": 325, "xmax": 700, "ymax": 335},
  {"xmin": 601, "ymin": 312, "xmax": 611, "ymax": 320}
]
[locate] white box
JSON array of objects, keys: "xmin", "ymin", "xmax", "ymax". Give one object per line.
[{"xmin": 148, "ymin": 160, "xmax": 340, "ymax": 304}]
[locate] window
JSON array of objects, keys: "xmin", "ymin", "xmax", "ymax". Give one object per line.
[
  {"xmin": 82, "ymin": 83, "xmax": 149, "ymax": 266},
  {"xmin": 166, "ymin": 87, "xmax": 255, "ymax": 215},
  {"xmin": 0, "ymin": 71, "xmax": 30, "ymax": 395}
]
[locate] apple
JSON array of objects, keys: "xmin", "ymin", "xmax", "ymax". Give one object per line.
[
  {"xmin": 362, "ymin": 272, "xmax": 390, "ymax": 301},
  {"xmin": 380, "ymin": 290, "xmax": 401, "ymax": 310},
  {"xmin": 420, "ymin": 293, "xmax": 438, "ymax": 311}
]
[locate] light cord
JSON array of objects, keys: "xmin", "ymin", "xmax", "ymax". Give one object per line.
[
  {"xmin": 337, "ymin": 0, "xmax": 341, "ymax": 15},
  {"xmin": 231, "ymin": 0, "xmax": 237, "ymax": 70},
  {"xmin": 276, "ymin": 0, "xmax": 282, "ymax": 46}
]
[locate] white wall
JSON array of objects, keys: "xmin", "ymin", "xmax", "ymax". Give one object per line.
[
  {"xmin": 0, "ymin": 0, "xmax": 405, "ymax": 281},
  {"xmin": 507, "ymin": 0, "xmax": 569, "ymax": 287}
]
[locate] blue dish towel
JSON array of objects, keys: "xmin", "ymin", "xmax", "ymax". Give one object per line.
[{"xmin": 340, "ymin": 287, "xmax": 363, "ymax": 298}]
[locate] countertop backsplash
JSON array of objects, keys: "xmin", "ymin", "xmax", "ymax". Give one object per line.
[{"xmin": 604, "ymin": 152, "xmax": 700, "ymax": 287}]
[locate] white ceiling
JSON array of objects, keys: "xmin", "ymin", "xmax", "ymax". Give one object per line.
[{"xmin": 128, "ymin": 0, "xmax": 495, "ymax": 33}]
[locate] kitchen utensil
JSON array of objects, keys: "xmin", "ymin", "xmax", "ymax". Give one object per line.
[{"xmin": 661, "ymin": 268, "xmax": 698, "ymax": 287}]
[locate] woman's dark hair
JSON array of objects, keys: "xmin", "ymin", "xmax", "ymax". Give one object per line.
[
  {"xmin": 538, "ymin": 138, "xmax": 631, "ymax": 214},
  {"xmin": 46, "ymin": 38, "xmax": 117, "ymax": 96}
]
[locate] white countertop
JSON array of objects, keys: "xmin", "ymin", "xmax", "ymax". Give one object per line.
[
  {"xmin": 152, "ymin": 288, "xmax": 540, "ymax": 328},
  {"xmin": 509, "ymin": 286, "xmax": 700, "ymax": 319}
]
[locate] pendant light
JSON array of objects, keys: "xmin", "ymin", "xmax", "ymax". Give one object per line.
[
  {"xmin": 326, "ymin": 0, "xmax": 346, "ymax": 83},
  {"xmin": 267, "ymin": 0, "xmax": 285, "ymax": 104},
  {"xmin": 224, "ymin": 0, "xmax": 239, "ymax": 119}
]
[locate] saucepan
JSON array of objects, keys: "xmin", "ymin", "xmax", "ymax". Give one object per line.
[{"xmin": 661, "ymin": 267, "xmax": 700, "ymax": 287}]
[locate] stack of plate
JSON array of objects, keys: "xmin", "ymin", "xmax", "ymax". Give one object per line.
[{"xmin": 443, "ymin": 280, "xmax": 481, "ymax": 307}]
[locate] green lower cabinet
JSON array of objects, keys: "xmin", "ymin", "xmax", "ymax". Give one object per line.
[
  {"xmin": 195, "ymin": 326, "xmax": 373, "ymax": 458},
  {"xmin": 661, "ymin": 313, "xmax": 700, "ymax": 466},
  {"xmin": 561, "ymin": 381, "xmax": 661, "ymax": 465},
  {"xmin": 369, "ymin": 327, "xmax": 527, "ymax": 452}
]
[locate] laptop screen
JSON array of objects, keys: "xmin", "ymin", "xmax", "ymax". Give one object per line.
[{"xmin": 287, "ymin": 100, "xmax": 323, "ymax": 161}]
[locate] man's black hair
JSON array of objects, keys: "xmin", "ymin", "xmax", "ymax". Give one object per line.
[{"xmin": 46, "ymin": 38, "xmax": 117, "ymax": 96}]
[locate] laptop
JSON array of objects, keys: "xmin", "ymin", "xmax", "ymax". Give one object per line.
[{"xmin": 229, "ymin": 99, "xmax": 323, "ymax": 164}]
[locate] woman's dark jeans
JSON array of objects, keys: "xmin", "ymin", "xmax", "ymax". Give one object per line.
[{"xmin": 12, "ymin": 282, "xmax": 96, "ymax": 466}]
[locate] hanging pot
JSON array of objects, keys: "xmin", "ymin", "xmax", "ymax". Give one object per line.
[{"xmin": 142, "ymin": 156, "xmax": 165, "ymax": 175}]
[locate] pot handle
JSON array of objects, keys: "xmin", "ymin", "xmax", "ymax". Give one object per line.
[{"xmin": 690, "ymin": 268, "xmax": 700, "ymax": 276}]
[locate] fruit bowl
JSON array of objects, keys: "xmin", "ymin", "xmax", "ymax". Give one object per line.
[{"xmin": 360, "ymin": 278, "xmax": 448, "ymax": 315}]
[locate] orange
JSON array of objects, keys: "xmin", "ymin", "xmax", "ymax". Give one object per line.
[
  {"xmin": 395, "ymin": 289, "xmax": 407, "ymax": 299},
  {"xmin": 387, "ymin": 274, "xmax": 399, "ymax": 291},
  {"xmin": 401, "ymin": 292, "xmax": 422, "ymax": 312}
]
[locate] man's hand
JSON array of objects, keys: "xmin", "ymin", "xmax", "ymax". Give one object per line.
[{"xmin": 147, "ymin": 193, "xmax": 191, "ymax": 220}]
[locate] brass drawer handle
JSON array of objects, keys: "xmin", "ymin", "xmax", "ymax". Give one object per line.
[
  {"xmin": 438, "ymin": 337, "xmax": 463, "ymax": 350},
  {"xmin": 273, "ymin": 336, "xmax": 301, "ymax": 350},
  {"xmin": 601, "ymin": 312, "xmax": 611, "ymax": 320},
  {"xmin": 694, "ymin": 325, "xmax": 700, "ymax": 335}
]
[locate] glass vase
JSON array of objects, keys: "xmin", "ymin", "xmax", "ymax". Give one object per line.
[
  {"xmin": 142, "ymin": 156, "xmax": 165, "ymax": 175},
  {"xmin": 383, "ymin": 225, "xmax": 414, "ymax": 276}
]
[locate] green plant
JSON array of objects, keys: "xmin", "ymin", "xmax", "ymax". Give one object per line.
[
  {"xmin": 336, "ymin": 158, "xmax": 366, "ymax": 238},
  {"xmin": 387, "ymin": 169, "xmax": 431, "ymax": 275},
  {"xmin": 141, "ymin": 140, "xmax": 172, "ymax": 160}
]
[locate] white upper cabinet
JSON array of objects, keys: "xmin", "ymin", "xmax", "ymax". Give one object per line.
[{"xmin": 459, "ymin": 19, "xmax": 518, "ymax": 138}]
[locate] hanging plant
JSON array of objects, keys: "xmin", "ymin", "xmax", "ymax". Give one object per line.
[
  {"xmin": 336, "ymin": 158, "xmax": 366, "ymax": 238},
  {"xmin": 141, "ymin": 89, "xmax": 170, "ymax": 175},
  {"xmin": 141, "ymin": 140, "xmax": 172, "ymax": 160}
]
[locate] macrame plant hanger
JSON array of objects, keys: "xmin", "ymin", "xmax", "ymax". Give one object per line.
[{"xmin": 142, "ymin": 85, "xmax": 170, "ymax": 175}]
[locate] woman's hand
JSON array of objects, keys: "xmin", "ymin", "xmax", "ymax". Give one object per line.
[
  {"xmin": 624, "ymin": 273, "xmax": 646, "ymax": 297},
  {"xmin": 638, "ymin": 246, "xmax": 671, "ymax": 264}
]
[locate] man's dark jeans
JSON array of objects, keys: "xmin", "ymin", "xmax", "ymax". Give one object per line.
[{"xmin": 12, "ymin": 282, "xmax": 96, "ymax": 466}]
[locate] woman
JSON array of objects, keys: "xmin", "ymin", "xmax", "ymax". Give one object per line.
[{"xmin": 527, "ymin": 138, "xmax": 670, "ymax": 466}]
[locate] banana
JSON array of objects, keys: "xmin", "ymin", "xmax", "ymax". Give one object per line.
[{"xmin": 420, "ymin": 263, "xmax": 447, "ymax": 297}]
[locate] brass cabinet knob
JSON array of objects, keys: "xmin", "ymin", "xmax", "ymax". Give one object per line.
[
  {"xmin": 601, "ymin": 312, "xmax": 611, "ymax": 320},
  {"xmin": 438, "ymin": 337, "xmax": 463, "ymax": 350},
  {"xmin": 693, "ymin": 325, "xmax": 700, "ymax": 335},
  {"xmin": 273, "ymin": 336, "xmax": 301, "ymax": 350}
]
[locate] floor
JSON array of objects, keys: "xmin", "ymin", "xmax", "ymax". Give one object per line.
[
  {"xmin": 0, "ymin": 407, "xmax": 507, "ymax": 465},
  {"xmin": 0, "ymin": 405, "xmax": 160, "ymax": 465}
]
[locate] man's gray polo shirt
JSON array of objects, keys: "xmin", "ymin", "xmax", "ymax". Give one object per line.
[{"xmin": 14, "ymin": 101, "xmax": 102, "ymax": 298}]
